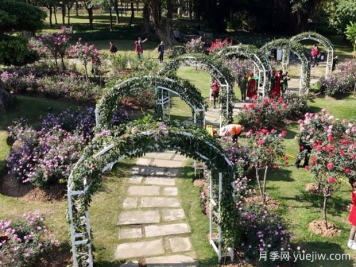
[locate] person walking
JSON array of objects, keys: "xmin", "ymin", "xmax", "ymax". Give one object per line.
[
  {"xmin": 138, "ymin": 37, "xmax": 147, "ymax": 58},
  {"xmin": 311, "ymin": 44, "xmax": 319, "ymax": 67},
  {"xmin": 347, "ymin": 178, "xmax": 356, "ymax": 250},
  {"xmin": 158, "ymin": 41, "xmax": 165, "ymax": 63},
  {"xmin": 211, "ymin": 79, "xmax": 220, "ymax": 108},
  {"xmin": 109, "ymin": 41, "xmax": 117, "ymax": 54},
  {"xmin": 247, "ymin": 72, "xmax": 257, "ymax": 101},
  {"xmin": 134, "ymin": 41, "xmax": 141, "ymax": 59},
  {"xmin": 237, "ymin": 73, "xmax": 248, "ymax": 102}
]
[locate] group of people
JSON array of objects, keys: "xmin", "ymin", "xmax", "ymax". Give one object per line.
[
  {"xmin": 109, "ymin": 37, "xmax": 165, "ymax": 63},
  {"xmin": 236, "ymin": 72, "xmax": 258, "ymax": 102},
  {"xmin": 270, "ymin": 70, "xmax": 289, "ymax": 97}
]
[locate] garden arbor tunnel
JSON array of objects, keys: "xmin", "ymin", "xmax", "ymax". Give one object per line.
[
  {"xmin": 260, "ymin": 38, "xmax": 311, "ymax": 95},
  {"xmin": 291, "ymin": 32, "xmax": 334, "ymax": 78},
  {"xmin": 67, "ymin": 121, "xmax": 237, "ymax": 267},
  {"xmin": 95, "ymin": 75, "xmax": 206, "ymax": 128},
  {"xmin": 219, "ymin": 44, "xmax": 272, "ymax": 98},
  {"xmin": 158, "ymin": 54, "xmax": 235, "ymax": 126}
]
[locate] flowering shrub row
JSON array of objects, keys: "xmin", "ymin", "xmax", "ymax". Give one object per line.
[
  {"xmin": 0, "ymin": 211, "xmax": 59, "ymax": 267},
  {"xmin": 6, "ymin": 107, "xmax": 131, "ymax": 187},
  {"xmin": 237, "ymin": 96, "xmax": 308, "ymax": 130},
  {"xmin": 0, "ymin": 70, "xmax": 100, "ymax": 104},
  {"xmin": 319, "ymin": 59, "xmax": 356, "ymax": 96}
]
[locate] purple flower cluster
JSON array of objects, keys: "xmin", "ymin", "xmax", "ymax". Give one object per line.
[
  {"xmin": 0, "ymin": 211, "xmax": 59, "ymax": 266},
  {"xmin": 6, "ymin": 107, "xmax": 131, "ymax": 186}
]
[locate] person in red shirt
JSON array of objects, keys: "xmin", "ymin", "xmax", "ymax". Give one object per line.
[
  {"xmin": 348, "ymin": 178, "xmax": 356, "ymax": 250},
  {"xmin": 247, "ymin": 72, "xmax": 257, "ymax": 101},
  {"xmin": 219, "ymin": 124, "xmax": 244, "ymax": 143},
  {"xmin": 211, "ymin": 79, "xmax": 220, "ymax": 108},
  {"xmin": 311, "ymin": 44, "xmax": 319, "ymax": 67}
]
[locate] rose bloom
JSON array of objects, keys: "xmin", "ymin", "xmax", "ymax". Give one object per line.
[
  {"xmin": 326, "ymin": 162, "xmax": 334, "ymax": 170},
  {"xmin": 328, "ymin": 177, "xmax": 336, "ymax": 184}
]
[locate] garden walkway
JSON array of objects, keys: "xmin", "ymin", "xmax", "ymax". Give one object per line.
[{"xmin": 117, "ymin": 151, "xmax": 197, "ymax": 267}]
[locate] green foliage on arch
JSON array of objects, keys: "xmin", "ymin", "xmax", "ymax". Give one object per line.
[
  {"xmin": 260, "ymin": 38, "xmax": 311, "ymax": 94},
  {"xmin": 159, "ymin": 53, "xmax": 235, "ymax": 124},
  {"xmin": 96, "ymin": 75, "xmax": 206, "ymax": 128},
  {"xmin": 291, "ymin": 31, "xmax": 334, "ymax": 50},
  {"xmin": 68, "ymin": 118, "xmax": 238, "ymax": 266},
  {"xmin": 160, "ymin": 53, "xmax": 235, "ymax": 88}
]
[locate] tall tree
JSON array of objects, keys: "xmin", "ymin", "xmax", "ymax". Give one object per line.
[{"xmin": 0, "ymin": 0, "xmax": 46, "ymax": 112}]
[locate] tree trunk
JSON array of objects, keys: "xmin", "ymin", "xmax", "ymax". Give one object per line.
[
  {"xmin": 323, "ymin": 194, "xmax": 329, "ymax": 229},
  {"xmin": 146, "ymin": 0, "xmax": 176, "ymax": 47},
  {"xmin": 61, "ymin": 2, "xmax": 66, "ymax": 25},
  {"xmin": 48, "ymin": 6, "xmax": 53, "ymax": 26},
  {"xmin": 109, "ymin": 4, "xmax": 113, "ymax": 31},
  {"xmin": 0, "ymin": 82, "xmax": 17, "ymax": 113},
  {"xmin": 142, "ymin": 3, "xmax": 151, "ymax": 35},
  {"xmin": 114, "ymin": 0, "xmax": 120, "ymax": 24},
  {"xmin": 129, "ymin": 1, "xmax": 134, "ymax": 27}
]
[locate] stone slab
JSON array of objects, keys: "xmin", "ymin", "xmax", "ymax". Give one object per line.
[
  {"xmin": 145, "ymin": 223, "xmax": 190, "ymax": 237},
  {"xmin": 151, "ymin": 159, "xmax": 185, "ymax": 168},
  {"xmin": 173, "ymin": 154, "xmax": 188, "ymax": 162},
  {"xmin": 141, "ymin": 197, "xmax": 180, "ymax": 208},
  {"xmin": 169, "ymin": 237, "xmax": 192, "ymax": 252},
  {"xmin": 163, "ymin": 187, "xmax": 178, "ymax": 196},
  {"xmin": 144, "ymin": 178, "xmax": 175, "ymax": 186},
  {"xmin": 119, "ymin": 261, "xmax": 139, "ymax": 267},
  {"xmin": 145, "ymin": 152, "xmax": 174, "ymax": 160},
  {"xmin": 123, "ymin": 198, "xmax": 138, "ymax": 209},
  {"xmin": 115, "ymin": 239, "xmax": 164, "ymax": 259},
  {"xmin": 128, "ymin": 175, "xmax": 143, "ymax": 184},
  {"xmin": 135, "ymin": 158, "xmax": 152, "ymax": 166},
  {"xmin": 131, "ymin": 167, "xmax": 166, "ymax": 176},
  {"xmin": 145, "ymin": 255, "xmax": 196, "ymax": 266},
  {"xmin": 162, "ymin": 209, "xmax": 185, "ymax": 221},
  {"xmin": 119, "ymin": 228, "xmax": 142, "ymax": 239},
  {"xmin": 118, "ymin": 210, "xmax": 160, "ymax": 225},
  {"xmin": 128, "ymin": 185, "xmax": 160, "ymax": 196}
]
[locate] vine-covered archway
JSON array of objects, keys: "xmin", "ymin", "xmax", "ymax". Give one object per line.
[
  {"xmin": 67, "ymin": 120, "xmax": 237, "ymax": 267},
  {"xmin": 95, "ymin": 75, "xmax": 206, "ymax": 128},
  {"xmin": 291, "ymin": 32, "xmax": 334, "ymax": 77},
  {"xmin": 260, "ymin": 38, "xmax": 311, "ymax": 95},
  {"xmin": 159, "ymin": 54, "xmax": 235, "ymax": 125},
  {"xmin": 218, "ymin": 44, "xmax": 272, "ymax": 97}
]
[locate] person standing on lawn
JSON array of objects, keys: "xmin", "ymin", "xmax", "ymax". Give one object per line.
[
  {"xmin": 138, "ymin": 37, "xmax": 147, "ymax": 58},
  {"xmin": 211, "ymin": 79, "xmax": 220, "ymax": 108},
  {"xmin": 158, "ymin": 41, "xmax": 165, "ymax": 63},
  {"xmin": 237, "ymin": 73, "xmax": 248, "ymax": 102}
]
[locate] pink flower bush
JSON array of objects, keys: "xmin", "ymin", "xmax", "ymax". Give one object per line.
[
  {"xmin": 0, "ymin": 211, "xmax": 59, "ymax": 266},
  {"xmin": 298, "ymin": 109, "xmax": 356, "ymax": 226},
  {"xmin": 208, "ymin": 38, "xmax": 232, "ymax": 53},
  {"xmin": 68, "ymin": 39, "xmax": 101, "ymax": 80}
]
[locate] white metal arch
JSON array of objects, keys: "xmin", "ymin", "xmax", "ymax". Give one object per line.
[
  {"xmin": 67, "ymin": 129, "xmax": 235, "ymax": 266},
  {"xmin": 290, "ymin": 32, "xmax": 334, "ymax": 77}
]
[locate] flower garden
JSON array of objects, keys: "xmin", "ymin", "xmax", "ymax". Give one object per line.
[{"xmin": 0, "ymin": 28, "xmax": 356, "ymax": 267}]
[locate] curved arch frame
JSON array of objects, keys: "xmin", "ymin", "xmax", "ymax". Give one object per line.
[
  {"xmin": 67, "ymin": 122, "xmax": 236, "ymax": 267},
  {"xmin": 219, "ymin": 45, "xmax": 273, "ymax": 98},
  {"xmin": 159, "ymin": 54, "xmax": 235, "ymax": 126},
  {"xmin": 260, "ymin": 38, "xmax": 311, "ymax": 95},
  {"xmin": 95, "ymin": 75, "xmax": 206, "ymax": 128},
  {"xmin": 291, "ymin": 32, "xmax": 334, "ymax": 77}
]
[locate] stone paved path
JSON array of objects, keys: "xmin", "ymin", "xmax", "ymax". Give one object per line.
[{"xmin": 117, "ymin": 151, "xmax": 197, "ymax": 267}]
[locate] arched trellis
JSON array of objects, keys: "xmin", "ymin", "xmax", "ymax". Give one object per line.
[
  {"xmin": 259, "ymin": 38, "xmax": 311, "ymax": 95},
  {"xmin": 218, "ymin": 44, "xmax": 273, "ymax": 98},
  {"xmin": 95, "ymin": 75, "xmax": 206, "ymax": 128},
  {"xmin": 159, "ymin": 54, "xmax": 235, "ymax": 126},
  {"xmin": 67, "ymin": 120, "xmax": 238, "ymax": 267},
  {"xmin": 290, "ymin": 32, "xmax": 334, "ymax": 78}
]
